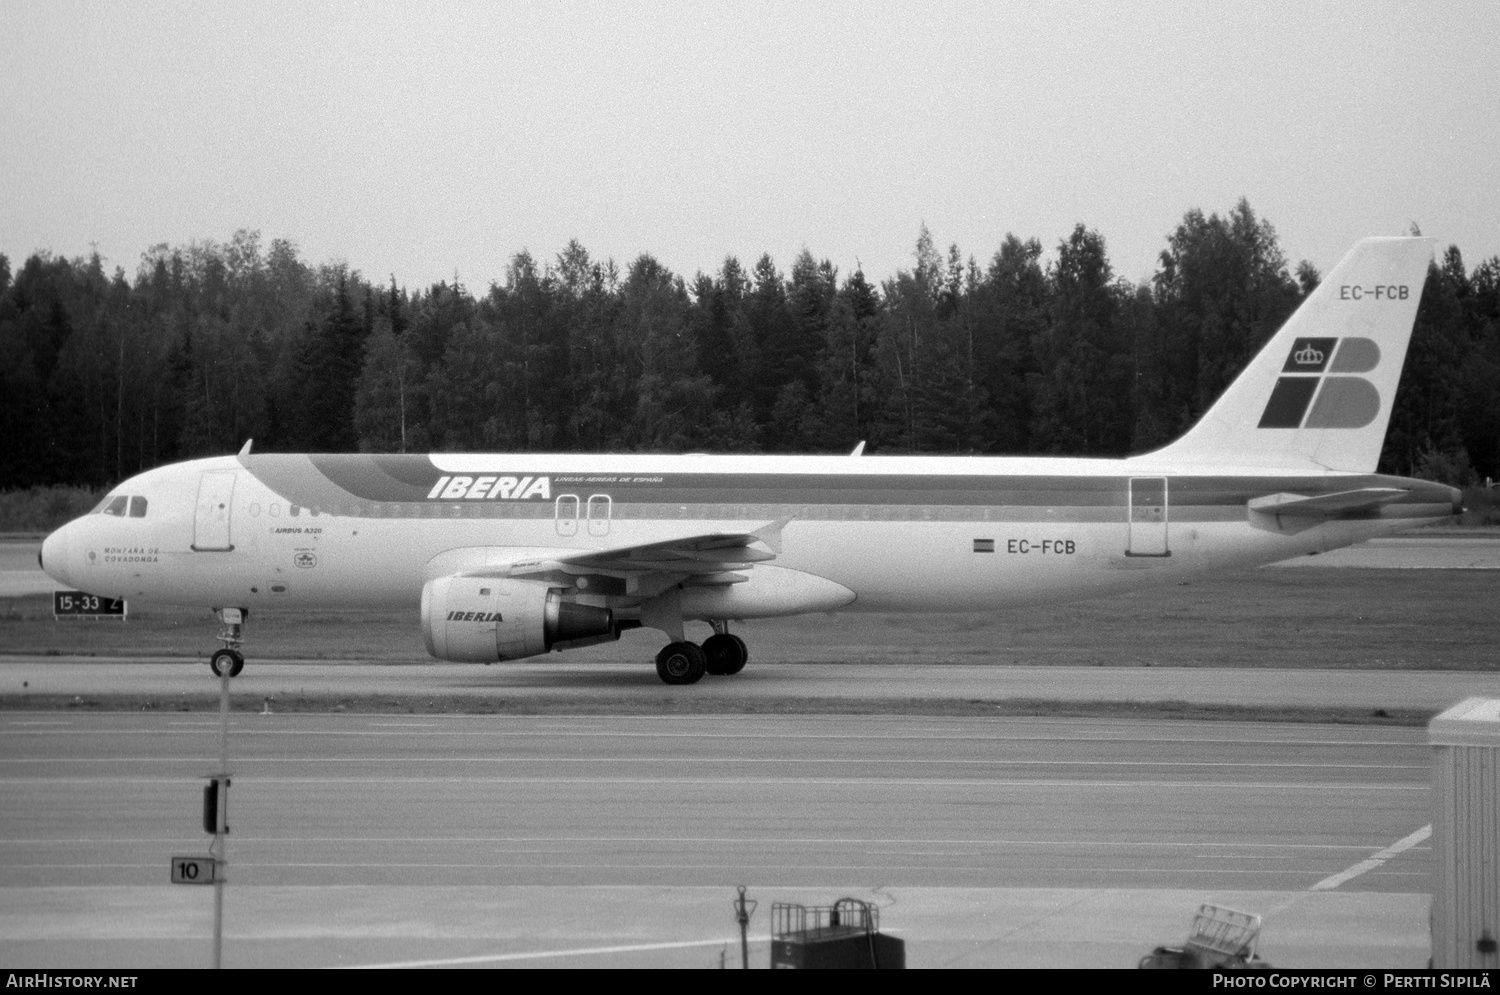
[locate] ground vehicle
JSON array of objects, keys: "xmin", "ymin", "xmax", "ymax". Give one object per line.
[{"xmin": 1139, "ymin": 904, "xmax": 1272, "ymax": 969}]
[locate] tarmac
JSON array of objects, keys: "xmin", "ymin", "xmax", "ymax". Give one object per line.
[
  {"xmin": 1, "ymin": 530, "xmax": 1492, "ymax": 968},
  {"xmin": 0, "ymin": 712, "xmax": 1435, "ymax": 969},
  {"xmin": 0, "ymin": 656, "xmax": 1493, "ymax": 714}
]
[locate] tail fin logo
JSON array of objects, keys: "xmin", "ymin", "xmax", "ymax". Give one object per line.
[
  {"xmin": 1282, "ymin": 338, "xmax": 1336, "ymax": 373},
  {"xmin": 1260, "ymin": 337, "xmax": 1382, "ymax": 429},
  {"xmin": 1292, "ymin": 344, "xmax": 1325, "ymax": 366}
]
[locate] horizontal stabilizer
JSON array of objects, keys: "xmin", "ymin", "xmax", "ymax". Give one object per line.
[{"xmin": 1248, "ymin": 487, "xmax": 1408, "ymax": 517}]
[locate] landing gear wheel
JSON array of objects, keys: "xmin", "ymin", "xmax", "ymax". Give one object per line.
[
  {"xmin": 726, "ymin": 634, "xmax": 748, "ymax": 674},
  {"xmin": 703, "ymin": 633, "xmax": 748, "ymax": 676},
  {"xmin": 209, "ymin": 608, "xmax": 247, "ymax": 678},
  {"xmin": 209, "ymin": 648, "xmax": 244, "ymax": 678},
  {"xmin": 655, "ymin": 641, "xmax": 707, "ymax": 685}
]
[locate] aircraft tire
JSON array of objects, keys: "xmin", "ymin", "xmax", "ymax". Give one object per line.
[
  {"xmin": 725, "ymin": 634, "xmax": 748, "ymax": 674},
  {"xmin": 210, "ymin": 648, "xmax": 244, "ymax": 678},
  {"xmin": 656, "ymin": 641, "xmax": 707, "ymax": 685},
  {"xmin": 704, "ymin": 633, "xmax": 748, "ymax": 675}
]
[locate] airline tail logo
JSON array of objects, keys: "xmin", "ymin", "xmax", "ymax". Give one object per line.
[
  {"xmin": 1259, "ymin": 337, "xmax": 1382, "ymax": 430},
  {"xmin": 1291, "ymin": 343, "xmax": 1326, "ymax": 368}
]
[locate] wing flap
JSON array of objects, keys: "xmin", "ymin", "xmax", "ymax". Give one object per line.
[
  {"xmin": 683, "ymin": 571, "xmax": 750, "ymax": 586},
  {"xmin": 458, "ymin": 528, "xmax": 781, "ymax": 592}
]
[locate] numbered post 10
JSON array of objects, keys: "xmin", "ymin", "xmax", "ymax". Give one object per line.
[{"xmin": 171, "ymin": 855, "xmax": 217, "ymax": 884}]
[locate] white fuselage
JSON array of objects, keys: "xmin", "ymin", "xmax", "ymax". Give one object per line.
[{"xmin": 40, "ymin": 451, "xmax": 1459, "ymax": 621}]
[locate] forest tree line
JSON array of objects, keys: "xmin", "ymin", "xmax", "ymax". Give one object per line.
[{"xmin": 2, "ymin": 199, "xmax": 1497, "ymax": 491}]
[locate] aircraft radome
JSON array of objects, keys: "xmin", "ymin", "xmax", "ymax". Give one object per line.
[{"xmin": 40, "ymin": 237, "xmax": 1462, "ymax": 684}]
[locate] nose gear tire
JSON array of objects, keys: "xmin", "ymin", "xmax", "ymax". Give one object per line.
[{"xmin": 209, "ymin": 648, "xmax": 244, "ymax": 678}]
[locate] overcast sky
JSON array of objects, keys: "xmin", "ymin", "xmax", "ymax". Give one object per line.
[{"xmin": 4, "ymin": 1, "xmax": 1498, "ymax": 291}]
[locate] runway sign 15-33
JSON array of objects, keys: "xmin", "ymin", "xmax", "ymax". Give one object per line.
[{"xmin": 53, "ymin": 591, "xmax": 127, "ymax": 619}]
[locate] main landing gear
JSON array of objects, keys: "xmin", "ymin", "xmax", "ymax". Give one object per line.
[
  {"xmin": 208, "ymin": 607, "xmax": 247, "ymax": 678},
  {"xmin": 654, "ymin": 623, "xmax": 749, "ymax": 685},
  {"xmin": 704, "ymin": 632, "xmax": 748, "ymax": 676}
]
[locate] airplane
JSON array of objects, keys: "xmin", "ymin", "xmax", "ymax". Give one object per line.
[{"xmin": 39, "ymin": 236, "xmax": 1461, "ymax": 685}]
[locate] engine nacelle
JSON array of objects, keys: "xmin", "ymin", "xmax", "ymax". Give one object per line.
[{"xmin": 422, "ymin": 576, "xmax": 615, "ymax": 662}]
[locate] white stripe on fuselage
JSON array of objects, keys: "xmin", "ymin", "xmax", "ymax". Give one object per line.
[{"xmin": 427, "ymin": 451, "xmax": 1324, "ymax": 478}]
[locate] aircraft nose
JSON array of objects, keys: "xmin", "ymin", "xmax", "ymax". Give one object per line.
[{"xmin": 40, "ymin": 526, "xmax": 76, "ymax": 587}]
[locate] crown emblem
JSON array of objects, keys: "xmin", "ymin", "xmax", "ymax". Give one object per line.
[{"xmin": 1293, "ymin": 344, "xmax": 1324, "ymax": 365}]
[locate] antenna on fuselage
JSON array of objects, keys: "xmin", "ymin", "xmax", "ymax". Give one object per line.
[
  {"xmin": 849, "ymin": 441, "xmax": 866, "ymax": 457},
  {"xmin": 238, "ymin": 439, "xmax": 253, "ymax": 456}
]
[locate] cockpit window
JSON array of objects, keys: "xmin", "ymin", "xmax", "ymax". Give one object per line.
[
  {"xmin": 128, "ymin": 496, "xmax": 148, "ymax": 518},
  {"xmin": 100, "ymin": 496, "xmax": 128, "ymax": 517}
]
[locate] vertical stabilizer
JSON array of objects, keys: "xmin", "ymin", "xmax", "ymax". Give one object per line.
[{"xmin": 1147, "ymin": 237, "xmax": 1434, "ymax": 472}]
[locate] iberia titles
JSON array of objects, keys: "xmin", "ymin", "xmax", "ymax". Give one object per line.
[{"xmin": 425, "ymin": 476, "xmax": 551, "ymax": 501}]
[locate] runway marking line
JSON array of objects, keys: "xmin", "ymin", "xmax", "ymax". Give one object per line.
[
  {"xmin": 2, "ymin": 834, "xmax": 1428, "ymax": 858},
  {"xmin": 344, "ymin": 935, "xmax": 773, "ymax": 969},
  {"xmin": 975, "ymin": 889, "xmax": 1096, "ymax": 953},
  {"xmin": 0, "ymin": 756, "xmax": 1428, "ymax": 771},
  {"xmin": 0, "ymin": 858, "xmax": 1392, "ymax": 876},
  {"xmin": 0, "ymin": 775, "xmax": 1429, "ymax": 790},
  {"xmin": 0, "ymin": 836, "xmax": 1416, "ymax": 850},
  {"xmin": 1309, "ymin": 824, "xmax": 1432, "ymax": 892},
  {"xmin": 0, "ymin": 728, "xmax": 1427, "ymax": 749}
]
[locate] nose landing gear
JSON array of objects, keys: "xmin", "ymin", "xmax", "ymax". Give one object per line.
[{"xmin": 209, "ymin": 608, "xmax": 247, "ymax": 677}]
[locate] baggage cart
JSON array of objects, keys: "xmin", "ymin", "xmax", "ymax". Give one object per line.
[
  {"xmin": 770, "ymin": 898, "xmax": 904, "ymax": 969},
  {"xmin": 1139, "ymin": 904, "xmax": 1271, "ymax": 969}
]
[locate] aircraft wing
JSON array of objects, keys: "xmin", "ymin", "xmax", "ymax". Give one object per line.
[
  {"xmin": 458, "ymin": 522, "xmax": 786, "ymax": 599},
  {"xmin": 1247, "ymin": 487, "xmax": 1408, "ymax": 518}
]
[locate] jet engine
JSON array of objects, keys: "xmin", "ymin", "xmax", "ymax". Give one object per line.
[{"xmin": 422, "ymin": 576, "xmax": 615, "ymax": 662}]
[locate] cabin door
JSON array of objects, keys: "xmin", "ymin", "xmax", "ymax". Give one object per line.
[
  {"xmin": 586, "ymin": 494, "xmax": 612, "ymax": 537},
  {"xmin": 555, "ymin": 494, "xmax": 580, "ymax": 536},
  {"xmin": 193, "ymin": 470, "xmax": 237, "ymax": 551},
  {"xmin": 1127, "ymin": 477, "xmax": 1170, "ymax": 557}
]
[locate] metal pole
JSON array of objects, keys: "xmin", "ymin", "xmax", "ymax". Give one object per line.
[
  {"xmin": 734, "ymin": 885, "xmax": 755, "ymax": 969},
  {"xmin": 212, "ymin": 667, "xmax": 229, "ymax": 969}
]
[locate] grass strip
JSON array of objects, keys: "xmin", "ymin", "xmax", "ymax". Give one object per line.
[{"xmin": 0, "ymin": 693, "xmax": 1435, "ymax": 726}]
